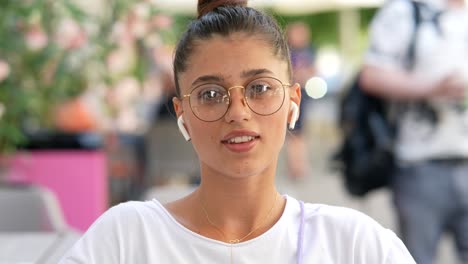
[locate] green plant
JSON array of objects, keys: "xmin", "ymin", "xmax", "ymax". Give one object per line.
[
  {"xmin": 0, "ymin": 0, "xmax": 90, "ymax": 152},
  {"xmin": 0, "ymin": 0, "xmax": 176, "ymax": 153}
]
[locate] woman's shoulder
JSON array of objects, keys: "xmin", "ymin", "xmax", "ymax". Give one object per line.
[
  {"xmin": 99, "ymin": 199, "xmax": 170, "ymax": 226},
  {"xmin": 300, "ymin": 200, "xmax": 386, "ymax": 235},
  {"xmin": 59, "ymin": 199, "xmax": 172, "ymax": 263},
  {"xmin": 304, "ymin": 202, "xmax": 376, "ymax": 224},
  {"xmin": 286, "ymin": 195, "xmax": 375, "ymax": 225},
  {"xmin": 286, "ymin": 196, "xmax": 393, "ymax": 244},
  {"xmin": 67, "ymin": 199, "xmax": 170, "ymax": 241},
  {"xmin": 107, "ymin": 199, "xmax": 165, "ymax": 215},
  {"xmin": 284, "ymin": 197, "xmax": 414, "ymax": 263}
]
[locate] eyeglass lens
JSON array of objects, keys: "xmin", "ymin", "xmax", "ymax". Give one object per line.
[{"xmin": 188, "ymin": 77, "xmax": 285, "ymax": 121}]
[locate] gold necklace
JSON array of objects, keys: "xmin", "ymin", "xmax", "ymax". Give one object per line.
[
  {"xmin": 201, "ymin": 193, "xmax": 279, "ymax": 243},
  {"xmin": 201, "ymin": 193, "xmax": 280, "ymax": 263}
]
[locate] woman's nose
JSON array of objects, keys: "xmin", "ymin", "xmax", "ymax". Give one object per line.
[{"xmin": 224, "ymin": 87, "xmax": 251, "ymax": 123}]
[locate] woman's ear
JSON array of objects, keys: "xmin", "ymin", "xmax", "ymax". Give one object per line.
[
  {"xmin": 290, "ymin": 82, "xmax": 301, "ymax": 104},
  {"xmin": 172, "ymin": 97, "xmax": 183, "ymax": 117},
  {"xmin": 172, "ymin": 97, "xmax": 191, "ymax": 141}
]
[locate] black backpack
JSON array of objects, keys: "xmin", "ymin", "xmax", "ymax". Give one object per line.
[{"xmin": 333, "ymin": 0, "xmax": 437, "ymax": 197}]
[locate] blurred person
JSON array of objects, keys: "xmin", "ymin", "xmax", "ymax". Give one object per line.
[
  {"xmin": 285, "ymin": 22, "xmax": 316, "ymax": 180},
  {"xmin": 59, "ymin": 1, "xmax": 415, "ymax": 263},
  {"xmin": 360, "ymin": 0, "xmax": 468, "ymax": 263}
]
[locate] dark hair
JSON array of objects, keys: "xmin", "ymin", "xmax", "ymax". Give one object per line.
[{"xmin": 173, "ymin": 0, "xmax": 292, "ymax": 96}]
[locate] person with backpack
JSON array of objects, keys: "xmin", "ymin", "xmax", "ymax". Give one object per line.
[{"xmin": 360, "ymin": 0, "xmax": 468, "ymax": 263}]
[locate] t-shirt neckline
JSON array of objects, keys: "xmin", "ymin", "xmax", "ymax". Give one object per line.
[{"xmin": 152, "ymin": 194, "xmax": 293, "ymax": 247}]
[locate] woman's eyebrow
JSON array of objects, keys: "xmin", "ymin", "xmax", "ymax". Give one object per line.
[
  {"xmin": 241, "ymin": 68, "xmax": 274, "ymax": 78},
  {"xmin": 191, "ymin": 75, "xmax": 225, "ymax": 87},
  {"xmin": 191, "ymin": 68, "xmax": 273, "ymax": 87}
]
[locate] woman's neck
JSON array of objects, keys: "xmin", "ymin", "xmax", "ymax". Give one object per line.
[
  {"xmin": 194, "ymin": 163, "xmax": 284, "ymax": 241},
  {"xmin": 165, "ymin": 162, "xmax": 286, "ymax": 243},
  {"xmin": 194, "ymin": 184, "xmax": 284, "ymax": 243}
]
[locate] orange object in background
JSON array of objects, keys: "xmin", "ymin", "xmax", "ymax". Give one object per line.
[{"xmin": 54, "ymin": 98, "xmax": 97, "ymax": 133}]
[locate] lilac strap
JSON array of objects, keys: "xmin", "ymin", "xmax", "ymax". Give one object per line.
[{"xmin": 297, "ymin": 200, "xmax": 305, "ymax": 264}]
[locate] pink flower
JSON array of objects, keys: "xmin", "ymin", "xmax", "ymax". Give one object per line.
[
  {"xmin": 0, "ymin": 60, "xmax": 10, "ymax": 82},
  {"xmin": 133, "ymin": 2, "xmax": 151, "ymax": 20},
  {"xmin": 144, "ymin": 33, "xmax": 162, "ymax": 48},
  {"xmin": 113, "ymin": 77, "xmax": 140, "ymax": 107},
  {"xmin": 106, "ymin": 47, "xmax": 135, "ymax": 75},
  {"xmin": 125, "ymin": 12, "xmax": 148, "ymax": 39},
  {"xmin": 131, "ymin": 19, "xmax": 148, "ymax": 38},
  {"xmin": 111, "ymin": 19, "xmax": 135, "ymax": 45},
  {"xmin": 25, "ymin": 25, "xmax": 48, "ymax": 51},
  {"xmin": 111, "ymin": 21, "xmax": 126, "ymax": 43},
  {"xmin": 153, "ymin": 45, "xmax": 174, "ymax": 72},
  {"xmin": 116, "ymin": 107, "xmax": 140, "ymax": 133},
  {"xmin": 152, "ymin": 14, "xmax": 173, "ymax": 30},
  {"xmin": 55, "ymin": 18, "xmax": 87, "ymax": 50}
]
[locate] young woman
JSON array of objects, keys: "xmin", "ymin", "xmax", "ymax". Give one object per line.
[{"xmin": 60, "ymin": 1, "xmax": 415, "ymax": 263}]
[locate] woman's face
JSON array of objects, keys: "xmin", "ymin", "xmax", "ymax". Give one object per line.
[{"xmin": 174, "ymin": 33, "xmax": 301, "ymax": 179}]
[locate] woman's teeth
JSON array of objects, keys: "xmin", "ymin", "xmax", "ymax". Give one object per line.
[{"xmin": 228, "ymin": 136, "xmax": 255, "ymax": 144}]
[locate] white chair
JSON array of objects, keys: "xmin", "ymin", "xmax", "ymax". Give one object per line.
[{"xmin": 0, "ymin": 184, "xmax": 67, "ymax": 232}]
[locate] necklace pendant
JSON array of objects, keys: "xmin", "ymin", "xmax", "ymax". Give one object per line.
[{"xmin": 228, "ymin": 239, "xmax": 240, "ymax": 244}]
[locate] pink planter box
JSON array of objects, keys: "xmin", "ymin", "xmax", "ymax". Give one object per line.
[{"xmin": 6, "ymin": 151, "xmax": 108, "ymax": 232}]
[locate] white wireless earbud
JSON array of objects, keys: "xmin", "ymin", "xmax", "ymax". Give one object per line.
[
  {"xmin": 289, "ymin": 102, "xmax": 299, "ymax": 130},
  {"xmin": 177, "ymin": 116, "xmax": 191, "ymax": 141}
]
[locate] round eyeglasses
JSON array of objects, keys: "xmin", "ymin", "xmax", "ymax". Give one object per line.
[{"xmin": 181, "ymin": 77, "xmax": 291, "ymax": 122}]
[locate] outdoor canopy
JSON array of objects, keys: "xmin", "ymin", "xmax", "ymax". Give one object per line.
[{"xmin": 153, "ymin": 0, "xmax": 385, "ymax": 14}]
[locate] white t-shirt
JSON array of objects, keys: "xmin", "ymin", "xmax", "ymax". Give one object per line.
[
  {"xmin": 365, "ymin": 0, "xmax": 468, "ymax": 162},
  {"xmin": 59, "ymin": 195, "xmax": 415, "ymax": 264}
]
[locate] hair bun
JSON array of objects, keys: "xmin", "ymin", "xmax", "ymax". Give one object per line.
[{"xmin": 197, "ymin": 0, "xmax": 248, "ymax": 18}]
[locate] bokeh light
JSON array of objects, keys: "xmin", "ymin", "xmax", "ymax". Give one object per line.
[{"xmin": 305, "ymin": 77, "xmax": 328, "ymax": 99}]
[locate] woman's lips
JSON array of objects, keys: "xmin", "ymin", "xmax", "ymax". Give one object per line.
[
  {"xmin": 221, "ymin": 136, "xmax": 259, "ymax": 152},
  {"xmin": 221, "ymin": 130, "xmax": 260, "ymax": 153}
]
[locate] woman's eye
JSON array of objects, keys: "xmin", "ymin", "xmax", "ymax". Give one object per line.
[
  {"xmin": 252, "ymin": 84, "xmax": 270, "ymax": 93},
  {"xmin": 202, "ymin": 90, "xmax": 219, "ymax": 99},
  {"xmin": 197, "ymin": 87, "xmax": 226, "ymax": 103},
  {"xmin": 247, "ymin": 83, "xmax": 272, "ymax": 97}
]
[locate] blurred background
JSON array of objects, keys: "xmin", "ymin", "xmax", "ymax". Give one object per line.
[{"xmin": 0, "ymin": 0, "xmax": 456, "ymax": 263}]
